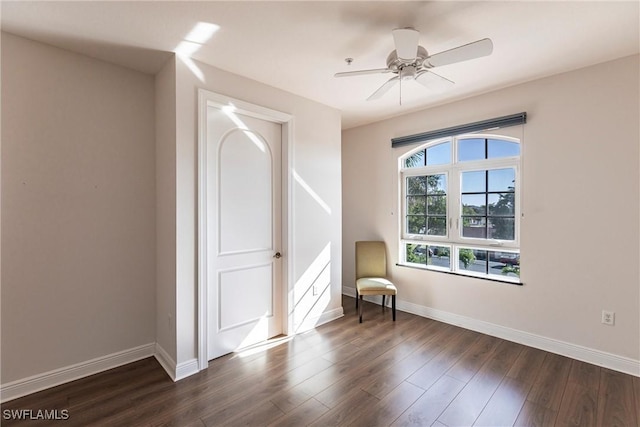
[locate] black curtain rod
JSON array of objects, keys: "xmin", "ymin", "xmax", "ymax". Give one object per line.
[{"xmin": 391, "ymin": 112, "xmax": 527, "ymax": 148}]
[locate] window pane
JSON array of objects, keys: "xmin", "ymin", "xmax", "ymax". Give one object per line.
[
  {"xmin": 427, "ymin": 217, "xmax": 446, "ymax": 236},
  {"xmin": 405, "ymin": 244, "xmax": 451, "ymax": 268},
  {"xmin": 427, "ymin": 195, "xmax": 446, "ymax": 215},
  {"xmin": 407, "ymin": 176, "xmax": 427, "ymax": 195},
  {"xmin": 462, "ymin": 194, "xmax": 486, "ymax": 215},
  {"xmin": 458, "ymin": 138, "xmax": 485, "ymax": 162},
  {"xmin": 488, "ymin": 168, "xmax": 515, "ymax": 192},
  {"xmin": 426, "ymin": 142, "xmax": 451, "ymax": 166},
  {"xmin": 488, "ymin": 193, "xmax": 514, "ymax": 216},
  {"xmin": 473, "ymin": 249, "xmax": 488, "ymax": 261},
  {"xmin": 426, "ymin": 174, "xmax": 447, "ymax": 194},
  {"xmin": 406, "ymin": 243, "xmax": 428, "ymax": 264},
  {"xmin": 488, "ymin": 218, "xmax": 515, "ymax": 240},
  {"xmin": 407, "ymin": 216, "xmax": 426, "ymax": 234},
  {"xmin": 459, "ymin": 248, "xmax": 486, "ymax": 273},
  {"xmin": 462, "ymin": 217, "xmax": 487, "ymax": 238},
  {"xmin": 404, "ymin": 150, "xmax": 425, "ymax": 168},
  {"xmin": 430, "ymin": 245, "xmax": 451, "ymax": 269},
  {"xmin": 461, "ymin": 170, "xmax": 486, "ymax": 193},
  {"xmin": 489, "ymin": 251, "xmax": 520, "ymax": 278},
  {"xmin": 407, "ymin": 196, "xmax": 426, "ymax": 215},
  {"xmin": 488, "ymin": 139, "xmax": 520, "ymax": 159}
]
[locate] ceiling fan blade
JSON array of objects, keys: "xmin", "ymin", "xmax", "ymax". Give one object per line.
[
  {"xmin": 424, "ymin": 38, "xmax": 493, "ymax": 68},
  {"xmin": 367, "ymin": 76, "xmax": 399, "ymax": 101},
  {"xmin": 334, "ymin": 68, "xmax": 392, "ymax": 78},
  {"xmin": 392, "ymin": 27, "xmax": 420, "ymax": 61},
  {"xmin": 416, "ymin": 70, "xmax": 454, "ymax": 92}
]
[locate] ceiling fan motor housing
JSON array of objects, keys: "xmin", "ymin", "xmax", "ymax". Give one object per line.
[{"xmin": 386, "ymin": 46, "xmax": 429, "ymax": 73}]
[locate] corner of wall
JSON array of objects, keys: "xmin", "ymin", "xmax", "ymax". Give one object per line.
[{"xmin": 154, "ymin": 55, "xmax": 178, "ymax": 363}]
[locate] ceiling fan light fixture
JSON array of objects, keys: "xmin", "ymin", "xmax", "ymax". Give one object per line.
[{"xmin": 400, "ymin": 65, "xmax": 416, "ymax": 81}]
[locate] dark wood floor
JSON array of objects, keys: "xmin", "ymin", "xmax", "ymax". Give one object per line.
[{"xmin": 3, "ymin": 296, "xmax": 639, "ymax": 426}]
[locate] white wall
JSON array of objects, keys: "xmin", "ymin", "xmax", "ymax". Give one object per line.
[
  {"xmin": 342, "ymin": 55, "xmax": 640, "ymax": 371},
  {"xmin": 1, "ymin": 33, "xmax": 156, "ymax": 383},
  {"xmin": 157, "ymin": 57, "xmax": 343, "ymax": 367}
]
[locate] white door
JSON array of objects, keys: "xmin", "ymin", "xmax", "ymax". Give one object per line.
[{"xmin": 206, "ymin": 105, "xmax": 283, "ymax": 360}]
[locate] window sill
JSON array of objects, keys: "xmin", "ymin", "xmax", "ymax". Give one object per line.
[{"xmin": 396, "ymin": 263, "xmax": 523, "ymax": 286}]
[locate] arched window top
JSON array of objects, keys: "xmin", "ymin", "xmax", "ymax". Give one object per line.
[{"xmin": 402, "ymin": 134, "xmax": 520, "ymax": 169}]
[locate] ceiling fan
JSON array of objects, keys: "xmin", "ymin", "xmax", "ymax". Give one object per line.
[{"xmin": 335, "ymin": 28, "xmax": 493, "ymax": 102}]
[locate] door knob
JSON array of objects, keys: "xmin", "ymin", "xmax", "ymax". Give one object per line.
[{"xmin": 273, "ymin": 252, "xmax": 282, "ymax": 259}]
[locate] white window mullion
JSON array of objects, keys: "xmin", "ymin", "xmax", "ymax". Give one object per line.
[{"xmin": 449, "ymin": 169, "xmax": 461, "ymax": 242}]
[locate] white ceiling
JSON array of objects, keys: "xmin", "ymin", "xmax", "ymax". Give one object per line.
[{"xmin": 2, "ymin": 1, "xmax": 639, "ymax": 129}]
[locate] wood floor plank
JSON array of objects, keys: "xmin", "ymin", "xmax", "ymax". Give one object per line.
[
  {"xmin": 596, "ymin": 368, "xmax": 638, "ymax": 427},
  {"xmin": 473, "ymin": 376, "xmax": 531, "ymax": 427},
  {"xmin": 445, "ymin": 333, "xmax": 502, "ymax": 383},
  {"xmin": 350, "ymin": 381, "xmax": 425, "ymax": 427},
  {"xmin": 634, "ymin": 376, "xmax": 640, "ymax": 424},
  {"xmin": 229, "ymin": 400, "xmax": 288, "ymax": 426},
  {"xmin": 555, "ymin": 360, "xmax": 600, "ymax": 427},
  {"xmin": 405, "ymin": 328, "xmax": 479, "ymax": 390},
  {"xmin": 272, "ymin": 373, "xmax": 327, "ymax": 410},
  {"xmin": 267, "ymin": 398, "xmax": 328, "ymax": 427},
  {"xmin": 359, "ymin": 322, "xmax": 455, "ymax": 399},
  {"xmin": 308, "ymin": 389, "xmax": 379, "ymax": 427},
  {"xmin": 145, "ymin": 351, "xmax": 333, "ymax": 425},
  {"xmin": 194, "ymin": 357, "xmax": 334, "ymax": 426},
  {"xmin": 313, "ymin": 345, "xmax": 406, "ymax": 409},
  {"xmin": 514, "ymin": 401, "xmax": 559, "ymax": 427},
  {"xmin": 526, "ymin": 352, "xmax": 572, "ymax": 411},
  {"xmin": 437, "ymin": 340, "xmax": 523, "ymax": 426},
  {"xmin": 391, "ymin": 375, "xmax": 466, "ymax": 427},
  {"xmin": 321, "ymin": 341, "xmax": 363, "ymax": 364},
  {"xmin": 507, "ymin": 345, "xmax": 547, "ymax": 385},
  {"xmin": 312, "ymin": 321, "xmax": 438, "ymax": 408}
]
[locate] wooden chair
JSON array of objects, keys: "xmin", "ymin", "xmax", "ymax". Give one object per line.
[{"xmin": 355, "ymin": 241, "xmax": 397, "ymax": 323}]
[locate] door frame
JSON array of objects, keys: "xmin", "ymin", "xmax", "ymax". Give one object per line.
[{"xmin": 197, "ymin": 89, "xmax": 293, "ymax": 371}]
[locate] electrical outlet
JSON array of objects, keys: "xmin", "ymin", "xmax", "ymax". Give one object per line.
[{"xmin": 601, "ymin": 310, "xmax": 615, "ymax": 326}]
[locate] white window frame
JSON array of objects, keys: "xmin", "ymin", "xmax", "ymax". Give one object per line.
[{"xmin": 399, "ymin": 134, "xmax": 521, "ymax": 283}]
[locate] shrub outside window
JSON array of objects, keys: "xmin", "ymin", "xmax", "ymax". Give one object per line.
[{"xmin": 400, "ymin": 135, "xmax": 521, "ymax": 282}]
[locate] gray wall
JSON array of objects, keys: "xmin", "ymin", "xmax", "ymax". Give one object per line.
[{"xmin": 1, "ymin": 33, "xmax": 156, "ymax": 383}]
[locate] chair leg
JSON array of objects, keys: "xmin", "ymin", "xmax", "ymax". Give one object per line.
[
  {"xmin": 382, "ymin": 295, "xmax": 386, "ymax": 310},
  {"xmin": 358, "ymin": 295, "xmax": 364, "ymax": 323},
  {"xmin": 392, "ymin": 295, "xmax": 396, "ymax": 321},
  {"xmin": 355, "ymin": 290, "xmax": 359, "ymax": 309}
]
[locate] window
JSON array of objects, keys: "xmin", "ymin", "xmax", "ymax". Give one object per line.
[{"xmin": 400, "ymin": 135, "xmax": 521, "ymax": 282}]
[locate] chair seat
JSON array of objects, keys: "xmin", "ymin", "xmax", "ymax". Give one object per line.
[{"xmin": 356, "ymin": 277, "xmax": 397, "ymax": 296}]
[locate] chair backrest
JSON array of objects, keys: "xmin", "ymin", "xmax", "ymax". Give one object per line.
[{"xmin": 355, "ymin": 241, "xmax": 387, "ymax": 279}]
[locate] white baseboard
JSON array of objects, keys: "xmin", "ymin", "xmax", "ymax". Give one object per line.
[
  {"xmin": 154, "ymin": 343, "xmax": 204, "ymax": 382},
  {"xmin": 343, "ymin": 286, "xmax": 640, "ymax": 377},
  {"xmin": 175, "ymin": 358, "xmax": 199, "ymax": 381},
  {"xmin": 153, "ymin": 343, "xmax": 177, "ymax": 380},
  {"xmin": 316, "ymin": 307, "xmax": 345, "ymax": 327},
  {"xmin": 0, "ymin": 343, "xmax": 155, "ymax": 403},
  {"xmin": 295, "ymin": 306, "xmax": 344, "ymax": 334},
  {"xmin": 343, "ymin": 286, "xmax": 357, "ymax": 299}
]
